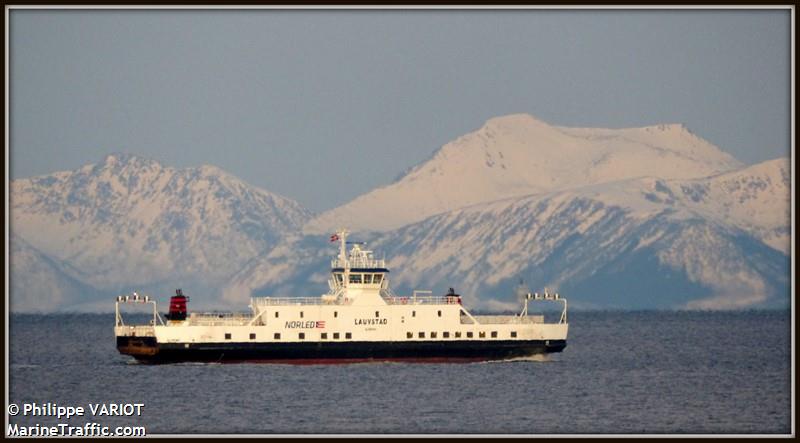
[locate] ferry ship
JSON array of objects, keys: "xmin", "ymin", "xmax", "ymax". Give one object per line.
[{"xmin": 114, "ymin": 229, "xmax": 568, "ymax": 363}]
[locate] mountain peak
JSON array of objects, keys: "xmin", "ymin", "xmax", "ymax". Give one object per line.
[
  {"xmin": 196, "ymin": 163, "xmax": 227, "ymax": 177},
  {"xmin": 98, "ymin": 152, "xmax": 162, "ymax": 171},
  {"xmin": 482, "ymin": 113, "xmax": 551, "ymax": 129},
  {"xmin": 649, "ymin": 123, "xmax": 686, "ymax": 131},
  {"xmin": 102, "ymin": 152, "xmax": 144, "ymax": 164},
  {"xmin": 305, "ymin": 114, "xmax": 743, "ymax": 233}
]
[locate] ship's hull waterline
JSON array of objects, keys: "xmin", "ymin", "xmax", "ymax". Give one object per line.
[{"xmin": 117, "ymin": 336, "xmax": 567, "ymax": 364}]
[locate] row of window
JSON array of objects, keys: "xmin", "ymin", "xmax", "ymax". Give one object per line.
[
  {"xmin": 274, "ymin": 310, "xmax": 445, "ymax": 319},
  {"xmin": 406, "ymin": 331, "xmax": 517, "ymax": 339},
  {"xmin": 224, "ymin": 332, "xmax": 354, "ymax": 340},
  {"xmin": 334, "ymin": 273, "xmax": 384, "ymax": 284},
  {"xmin": 278, "ymin": 311, "xmax": 340, "ymax": 318},
  {"xmin": 412, "ymin": 311, "xmax": 443, "ymax": 317},
  {"xmin": 223, "ymin": 331, "xmax": 519, "ymax": 340}
]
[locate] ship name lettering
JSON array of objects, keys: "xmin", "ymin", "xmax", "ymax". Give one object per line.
[
  {"xmin": 354, "ymin": 318, "xmax": 388, "ymax": 326},
  {"xmin": 285, "ymin": 321, "xmax": 325, "ymax": 329}
]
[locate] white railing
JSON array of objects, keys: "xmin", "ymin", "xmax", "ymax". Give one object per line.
[
  {"xmin": 251, "ymin": 297, "xmax": 334, "ymax": 307},
  {"xmin": 188, "ymin": 313, "xmax": 254, "ymax": 326},
  {"xmin": 385, "ymin": 295, "xmax": 460, "ymax": 305},
  {"xmin": 115, "ymin": 325, "xmax": 156, "ymax": 337},
  {"xmin": 473, "ymin": 315, "xmax": 545, "ymax": 324},
  {"xmin": 331, "ymin": 258, "xmax": 387, "ymax": 269}
]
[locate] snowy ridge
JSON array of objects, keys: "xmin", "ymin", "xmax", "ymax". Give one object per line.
[
  {"xmin": 305, "ymin": 113, "xmax": 742, "ymax": 233},
  {"xmin": 226, "ymin": 159, "xmax": 789, "ymax": 310},
  {"xmin": 8, "ymin": 116, "xmax": 789, "ymax": 312},
  {"xmin": 10, "ymin": 153, "xmax": 310, "ymax": 308},
  {"xmin": 662, "ymin": 158, "xmax": 790, "ymax": 253}
]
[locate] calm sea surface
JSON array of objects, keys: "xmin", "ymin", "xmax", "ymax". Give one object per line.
[{"xmin": 8, "ymin": 311, "xmax": 791, "ymax": 435}]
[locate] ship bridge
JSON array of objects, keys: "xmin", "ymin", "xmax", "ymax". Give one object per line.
[
  {"xmin": 330, "ymin": 242, "xmax": 388, "ymax": 289},
  {"xmin": 321, "ymin": 229, "xmax": 393, "ymax": 306}
]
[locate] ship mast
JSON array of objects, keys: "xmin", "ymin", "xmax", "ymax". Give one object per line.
[{"xmin": 338, "ymin": 228, "xmax": 349, "ymax": 289}]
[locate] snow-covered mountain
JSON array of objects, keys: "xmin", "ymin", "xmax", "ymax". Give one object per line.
[
  {"xmin": 9, "ymin": 115, "xmax": 790, "ymax": 312},
  {"xmin": 224, "ymin": 159, "xmax": 790, "ymax": 310},
  {"xmin": 10, "ymin": 233, "xmax": 105, "ymax": 312},
  {"xmin": 305, "ymin": 114, "xmax": 743, "ymax": 233},
  {"xmin": 659, "ymin": 158, "xmax": 790, "ymax": 254},
  {"xmin": 10, "ymin": 153, "xmax": 310, "ymax": 309}
]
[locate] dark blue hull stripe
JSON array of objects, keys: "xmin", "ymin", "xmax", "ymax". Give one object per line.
[{"xmin": 116, "ymin": 337, "xmax": 566, "ymax": 363}]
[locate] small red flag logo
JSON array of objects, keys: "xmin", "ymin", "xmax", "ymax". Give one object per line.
[
  {"xmin": 330, "ymin": 234, "xmax": 339, "ymax": 242},
  {"xmin": 316, "ymin": 321, "xmax": 326, "ymax": 328}
]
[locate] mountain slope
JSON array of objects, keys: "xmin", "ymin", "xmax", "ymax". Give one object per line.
[
  {"xmin": 228, "ymin": 159, "xmax": 789, "ymax": 310},
  {"xmin": 10, "ymin": 234, "xmax": 104, "ymax": 312},
  {"xmin": 10, "ymin": 153, "xmax": 311, "ymax": 306},
  {"xmin": 305, "ymin": 114, "xmax": 743, "ymax": 233},
  {"xmin": 662, "ymin": 157, "xmax": 790, "ymax": 253}
]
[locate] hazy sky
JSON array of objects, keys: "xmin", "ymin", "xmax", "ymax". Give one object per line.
[{"xmin": 9, "ymin": 9, "xmax": 791, "ymax": 212}]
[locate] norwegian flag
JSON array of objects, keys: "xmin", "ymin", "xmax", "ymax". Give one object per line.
[
  {"xmin": 316, "ymin": 321, "xmax": 326, "ymax": 328},
  {"xmin": 330, "ymin": 234, "xmax": 339, "ymax": 242}
]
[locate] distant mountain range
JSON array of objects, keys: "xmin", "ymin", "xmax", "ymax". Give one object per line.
[
  {"xmin": 9, "ymin": 114, "xmax": 790, "ymax": 312},
  {"xmin": 10, "ymin": 153, "xmax": 309, "ymax": 311}
]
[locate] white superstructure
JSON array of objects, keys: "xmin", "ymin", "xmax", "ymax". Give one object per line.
[{"xmin": 115, "ymin": 229, "xmax": 569, "ymax": 363}]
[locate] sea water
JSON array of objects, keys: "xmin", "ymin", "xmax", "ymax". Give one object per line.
[{"xmin": 8, "ymin": 310, "xmax": 791, "ymax": 435}]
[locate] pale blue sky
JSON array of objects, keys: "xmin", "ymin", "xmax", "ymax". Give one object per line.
[{"xmin": 10, "ymin": 9, "xmax": 791, "ymax": 212}]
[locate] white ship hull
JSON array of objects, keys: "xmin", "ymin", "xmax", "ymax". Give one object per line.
[{"xmin": 115, "ymin": 229, "xmax": 569, "ymax": 364}]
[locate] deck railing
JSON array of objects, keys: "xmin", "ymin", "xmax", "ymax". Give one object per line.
[
  {"xmin": 115, "ymin": 325, "xmax": 156, "ymax": 337},
  {"xmin": 331, "ymin": 258, "xmax": 386, "ymax": 269},
  {"xmin": 187, "ymin": 312, "xmax": 254, "ymax": 326},
  {"xmin": 251, "ymin": 297, "xmax": 334, "ymax": 307},
  {"xmin": 473, "ymin": 315, "xmax": 545, "ymax": 324},
  {"xmin": 384, "ymin": 295, "xmax": 461, "ymax": 305}
]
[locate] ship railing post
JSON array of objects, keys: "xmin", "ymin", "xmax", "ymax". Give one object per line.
[
  {"xmin": 519, "ymin": 293, "xmax": 531, "ymax": 317},
  {"xmin": 458, "ymin": 305, "xmax": 480, "ymax": 325},
  {"xmin": 560, "ymin": 299, "xmax": 568, "ymax": 324},
  {"xmin": 115, "ymin": 300, "xmax": 121, "ymax": 327},
  {"xmin": 248, "ymin": 306, "xmax": 268, "ymax": 326}
]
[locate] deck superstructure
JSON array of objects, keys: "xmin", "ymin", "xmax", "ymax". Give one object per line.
[{"xmin": 115, "ymin": 229, "xmax": 568, "ymax": 363}]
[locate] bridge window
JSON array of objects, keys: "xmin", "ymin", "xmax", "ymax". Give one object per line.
[
  {"xmin": 321, "ymin": 333, "xmax": 328, "ymax": 339},
  {"xmin": 349, "ymin": 274, "xmax": 362, "ymax": 284},
  {"xmin": 274, "ymin": 333, "xmax": 281, "ymax": 339},
  {"xmin": 491, "ymin": 331, "xmax": 497, "ymax": 338},
  {"xmin": 363, "ymin": 274, "xmax": 373, "ymax": 284},
  {"xmin": 225, "ymin": 333, "xmax": 231, "ymax": 340},
  {"xmin": 333, "ymin": 333, "xmax": 340, "ymax": 339},
  {"xmin": 373, "ymin": 274, "xmax": 383, "ymax": 284},
  {"xmin": 345, "ymin": 332, "xmax": 352, "ymax": 339},
  {"xmin": 249, "ymin": 333, "xmax": 256, "ymax": 340},
  {"xmin": 299, "ymin": 332, "xmax": 305, "ymax": 340},
  {"xmin": 335, "ymin": 273, "xmax": 343, "ymax": 283},
  {"xmin": 407, "ymin": 332, "xmax": 413, "ymax": 338},
  {"xmin": 511, "ymin": 331, "xmax": 517, "ymax": 338}
]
